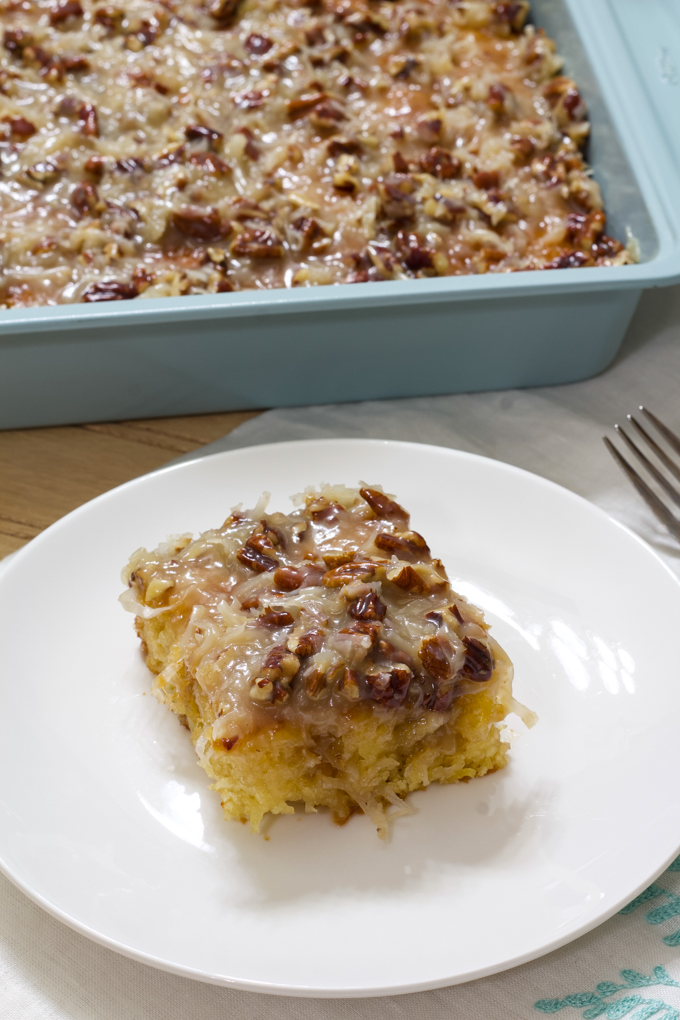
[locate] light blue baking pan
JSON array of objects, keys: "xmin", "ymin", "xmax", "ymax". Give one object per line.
[{"xmin": 1, "ymin": 0, "xmax": 678, "ymax": 429}]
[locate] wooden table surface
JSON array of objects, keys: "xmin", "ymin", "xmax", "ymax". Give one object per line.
[{"xmin": 0, "ymin": 410, "xmax": 262, "ymax": 561}]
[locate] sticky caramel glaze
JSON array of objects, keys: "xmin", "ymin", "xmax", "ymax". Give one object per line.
[
  {"xmin": 122, "ymin": 484, "xmax": 508, "ymax": 744},
  {"xmin": 1, "ymin": 0, "xmax": 631, "ymax": 307}
]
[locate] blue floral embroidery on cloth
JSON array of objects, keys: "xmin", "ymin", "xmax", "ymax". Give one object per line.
[
  {"xmin": 534, "ymin": 967, "xmax": 680, "ymax": 1017},
  {"xmin": 620, "ymin": 857, "xmax": 680, "ymax": 947}
]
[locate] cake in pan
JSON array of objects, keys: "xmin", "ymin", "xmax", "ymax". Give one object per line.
[
  {"xmin": 121, "ymin": 484, "xmax": 534, "ymax": 838},
  {"xmin": 0, "ymin": 0, "xmax": 632, "ymax": 307}
]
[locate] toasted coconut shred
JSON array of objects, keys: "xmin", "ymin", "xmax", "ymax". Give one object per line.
[
  {"xmin": 122, "ymin": 484, "xmax": 535, "ymax": 839},
  {"xmin": 0, "ymin": 0, "xmax": 631, "ymax": 307}
]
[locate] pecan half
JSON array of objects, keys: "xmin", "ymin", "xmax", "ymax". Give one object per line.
[
  {"xmin": 322, "ymin": 560, "xmax": 384, "ymax": 586},
  {"xmin": 172, "ymin": 206, "xmax": 224, "ymax": 241},
  {"xmin": 374, "ymin": 530, "xmax": 429, "ymax": 560},
  {"xmin": 273, "ymin": 566, "xmax": 304, "ymax": 591},
  {"xmin": 359, "ymin": 487, "xmax": 408, "ymax": 521},
  {"xmin": 419, "ymin": 636, "xmax": 452, "ymax": 681},
  {"xmin": 461, "ymin": 637, "xmax": 494, "ymax": 681},
  {"xmin": 348, "ymin": 591, "xmax": 387, "ymax": 621},
  {"xmin": 237, "ymin": 544, "xmax": 279, "ymax": 573}
]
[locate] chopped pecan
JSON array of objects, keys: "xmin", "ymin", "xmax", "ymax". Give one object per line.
[
  {"xmin": 342, "ymin": 621, "xmax": 380, "ymax": 647},
  {"xmin": 374, "ymin": 530, "xmax": 428, "ymax": 560},
  {"xmin": 49, "ymin": 0, "xmax": 83, "ymax": 25},
  {"xmin": 82, "ymin": 154, "xmax": 104, "ymax": 178},
  {"xmin": 237, "ymin": 126, "xmax": 260, "ymax": 159},
  {"xmin": 290, "ymin": 216, "xmax": 327, "ymax": 252},
  {"xmin": 378, "ymin": 180, "xmax": 416, "ymax": 220},
  {"xmin": 365, "ymin": 664, "xmax": 412, "ymax": 705},
  {"xmin": 237, "ymin": 543, "xmax": 279, "ymax": 573},
  {"xmin": 231, "ymin": 227, "xmax": 284, "ymax": 258},
  {"xmin": 309, "ymin": 102, "xmax": 346, "ymax": 130},
  {"xmin": 209, "ymin": 0, "xmax": 241, "ymax": 22},
  {"xmin": 249, "ymin": 676, "xmax": 274, "ymax": 702},
  {"xmin": 304, "ymin": 667, "xmax": 330, "ymax": 699},
  {"xmin": 78, "ymin": 103, "xmax": 99, "ymax": 137},
  {"xmin": 419, "ymin": 147, "xmax": 460, "ymax": 180},
  {"xmin": 257, "ymin": 607, "xmax": 295, "ymax": 628},
  {"xmin": 82, "ymin": 280, "xmax": 138, "ymax": 302},
  {"xmin": 360, "ymin": 487, "xmax": 408, "ymax": 521},
  {"xmin": 116, "ymin": 157, "xmax": 144, "ymax": 174},
  {"xmin": 4, "ymin": 116, "xmax": 36, "ymax": 139},
  {"xmin": 473, "ymin": 170, "xmax": 500, "ymax": 190},
  {"xmin": 185, "ymin": 124, "xmax": 223, "ymax": 148},
  {"xmin": 61, "ymin": 54, "xmax": 90, "ymax": 73},
  {"xmin": 188, "ymin": 151, "xmax": 230, "ymax": 175},
  {"xmin": 493, "ymin": 1, "xmax": 529, "ymax": 30},
  {"xmin": 233, "ymin": 89, "xmax": 268, "ymax": 109},
  {"xmin": 487, "ymin": 82, "xmax": 508, "ymax": 114},
  {"xmin": 262, "ymin": 645, "xmax": 300, "ymax": 685},
  {"xmin": 388, "ymin": 54, "xmax": 419, "ymax": 79},
  {"xmin": 392, "ymin": 150, "xmax": 409, "ymax": 174},
  {"xmin": 337, "ymin": 667, "xmax": 361, "ymax": 701},
  {"xmin": 287, "ymin": 91, "xmax": 325, "ymax": 118},
  {"xmin": 287, "ymin": 629, "xmax": 323, "ymax": 657},
  {"xmin": 93, "ymin": 6, "xmax": 124, "ymax": 31},
  {"xmin": 544, "ymin": 250, "xmax": 592, "ymax": 270},
  {"xmin": 245, "ymin": 32, "xmax": 273, "ymax": 55},
  {"xmin": 449, "ymin": 603, "xmax": 465, "ymax": 625},
  {"xmin": 322, "ymin": 560, "xmax": 384, "ymax": 586},
  {"xmin": 377, "ymin": 638, "xmax": 413, "ymax": 667},
  {"xmin": 419, "ymin": 636, "xmax": 452, "ymax": 681},
  {"xmin": 416, "ymin": 115, "xmax": 442, "ymax": 139},
  {"xmin": 348, "ymin": 591, "xmax": 387, "ymax": 621},
  {"xmin": 172, "ymin": 206, "xmax": 224, "ymax": 241},
  {"xmin": 71, "ymin": 181, "xmax": 99, "ymax": 216},
  {"xmin": 424, "ymin": 611, "xmax": 443, "ymax": 627},
  {"xmin": 216, "ymin": 735, "xmax": 238, "ymax": 751},
  {"xmin": 386, "ymin": 563, "xmax": 429, "ymax": 594},
  {"xmin": 3, "ymin": 28, "xmax": 32, "ymax": 54},
  {"xmin": 461, "ymin": 637, "xmax": 494, "ymax": 681},
  {"xmin": 26, "ymin": 161, "xmax": 60, "ymax": 184}
]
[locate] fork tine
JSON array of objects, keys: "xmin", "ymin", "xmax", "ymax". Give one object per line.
[
  {"xmin": 641, "ymin": 406, "xmax": 680, "ymax": 458},
  {"xmin": 603, "ymin": 436, "xmax": 680, "ymax": 543},
  {"xmin": 628, "ymin": 414, "xmax": 680, "ymax": 486},
  {"xmin": 615, "ymin": 423, "xmax": 680, "ymax": 509}
]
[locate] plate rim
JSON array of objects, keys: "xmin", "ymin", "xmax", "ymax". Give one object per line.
[{"xmin": 2, "ymin": 436, "xmax": 680, "ymax": 997}]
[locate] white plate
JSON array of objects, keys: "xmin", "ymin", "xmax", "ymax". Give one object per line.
[{"xmin": 1, "ymin": 439, "xmax": 680, "ymax": 997}]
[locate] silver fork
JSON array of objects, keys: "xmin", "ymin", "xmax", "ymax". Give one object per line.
[{"xmin": 603, "ymin": 407, "xmax": 680, "ymax": 543}]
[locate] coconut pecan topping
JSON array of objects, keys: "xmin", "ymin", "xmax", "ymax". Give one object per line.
[{"xmin": 0, "ymin": 0, "xmax": 630, "ymax": 309}]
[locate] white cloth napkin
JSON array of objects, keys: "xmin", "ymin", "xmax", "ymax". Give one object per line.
[{"xmin": 3, "ymin": 284, "xmax": 680, "ymax": 1020}]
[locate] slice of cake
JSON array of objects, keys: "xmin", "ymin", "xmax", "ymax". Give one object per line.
[{"xmin": 121, "ymin": 484, "xmax": 533, "ymax": 838}]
